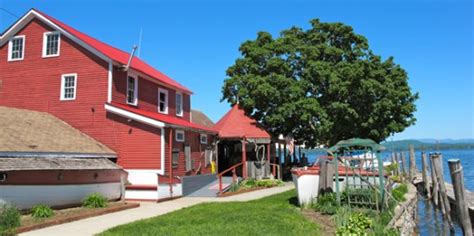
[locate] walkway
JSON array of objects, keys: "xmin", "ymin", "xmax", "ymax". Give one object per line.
[{"xmin": 21, "ymin": 182, "xmax": 294, "ymax": 236}]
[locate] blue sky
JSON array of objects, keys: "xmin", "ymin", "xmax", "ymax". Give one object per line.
[{"xmin": 1, "ymin": 0, "xmax": 472, "ymax": 140}]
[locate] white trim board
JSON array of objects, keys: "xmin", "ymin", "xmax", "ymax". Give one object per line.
[{"xmin": 104, "ymin": 104, "xmax": 165, "ymax": 128}]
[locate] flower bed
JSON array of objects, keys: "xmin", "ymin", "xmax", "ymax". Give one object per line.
[
  {"xmin": 15, "ymin": 202, "xmax": 139, "ymax": 233},
  {"xmin": 220, "ymin": 178, "xmax": 284, "ymax": 197}
]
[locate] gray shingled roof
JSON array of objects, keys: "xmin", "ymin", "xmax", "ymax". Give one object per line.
[
  {"xmin": 191, "ymin": 110, "xmax": 214, "ymax": 128},
  {"xmin": 0, "ymin": 106, "xmax": 115, "ymax": 155},
  {"xmin": 0, "ymin": 157, "xmax": 121, "ymax": 171}
]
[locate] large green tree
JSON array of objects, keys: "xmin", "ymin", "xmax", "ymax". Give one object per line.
[{"xmin": 222, "ymin": 19, "xmax": 418, "ymax": 147}]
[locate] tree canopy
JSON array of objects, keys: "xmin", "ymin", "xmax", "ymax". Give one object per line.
[{"xmin": 222, "ymin": 19, "xmax": 418, "ymax": 147}]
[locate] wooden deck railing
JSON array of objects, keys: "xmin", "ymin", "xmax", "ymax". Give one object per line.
[{"xmin": 216, "ymin": 162, "xmax": 243, "ymax": 195}]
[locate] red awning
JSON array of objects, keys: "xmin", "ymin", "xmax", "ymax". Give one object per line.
[
  {"xmin": 107, "ymin": 102, "xmax": 215, "ymax": 133},
  {"xmin": 213, "ymin": 105, "xmax": 271, "ymax": 139}
]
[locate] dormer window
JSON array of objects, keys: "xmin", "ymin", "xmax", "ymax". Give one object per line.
[
  {"xmin": 126, "ymin": 75, "xmax": 138, "ymax": 105},
  {"xmin": 158, "ymin": 88, "xmax": 168, "ymax": 114},
  {"xmin": 42, "ymin": 32, "xmax": 60, "ymax": 57},
  {"xmin": 8, "ymin": 35, "xmax": 25, "ymax": 61},
  {"xmin": 176, "ymin": 92, "xmax": 183, "ymax": 117}
]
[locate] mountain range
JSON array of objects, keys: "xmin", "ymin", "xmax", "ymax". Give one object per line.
[{"xmin": 381, "ymin": 139, "xmax": 474, "ymax": 151}]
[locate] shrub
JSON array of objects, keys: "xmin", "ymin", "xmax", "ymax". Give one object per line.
[
  {"xmin": 384, "ymin": 163, "xmax": 399, "ymax": 174},
  {"xmin": 336, "ymin": 212, "xmax": 373, "ymax": 235},
  {"xmin": 0, "ymin": 204, "xmax": 21, "ymax": 235},
  {"xmin": 82, "ymin": 193, "xmax": 108, "ymax": 208},
  {"xmin": 392, "ymin": 183, "xmax": 408, "ymax": 202},
  {"xmin": 312, "ymin": 192, "xmax": 338, "ymax": 215},
  {"xmin": 239, "ymin": 178, "xmax": 257, "ymax": 190},
  {"xmin": 31, "ymin": 204, "xmax": 54, "ymax": 219},
  {"xmin": 255, "ymin": 179, "xmax": 276, "ymax": 188},
  {"xmin": 229, "ymin": 182, "xmax": 240, "ymax": 192}
]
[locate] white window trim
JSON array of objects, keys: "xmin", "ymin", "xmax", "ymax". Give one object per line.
[
  {"xmin": 126, "ymin": 74, "xmax": 138, "ymax": 106},
  {"xmin": 176, "ymin": 92, "xmax": 183, "ymax": 117},
  {"xmin": 158, "ymin": 88, "xmax": 169, "ymax": 114},
  {"xmin": 7, "ymin": 35, "xmax": 25, "ymax": 61},
  {"xmin": 200, "ymin": 134, "xmax": 208, "ymax": 144},
  {"xmin": 60, "ymin": 73, "xmax": 77, "ymax": 101},
  {"xmin": 175, "ymin": 130, "xmax": 185, "ymax": 142},
  {"xmin": 42, "ymin": 31, "xmax": 61, "ymax": 58}
]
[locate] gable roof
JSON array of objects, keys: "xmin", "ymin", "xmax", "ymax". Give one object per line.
[
  {"xmin": 0, "ymin": 157, "xmax": 121, "ymax": 171},
  {"xmin": 0, "ymin": 9, "xmax": 191, "ymax": 94},
  {"xmin": 191, "ymin": 110, "xmax": 215, "ymax": 128},
  {"xmin": 0, "ymin": 106, "xmax": 115, "ymax": 156},
  {"xmin": 213, "ymin": 105, "xmax": 271, "ymax": 139}
]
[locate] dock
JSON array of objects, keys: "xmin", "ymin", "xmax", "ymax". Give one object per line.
[{"xmin": 413, "ymin": 173, "xmax": 474, "ymax": 222}]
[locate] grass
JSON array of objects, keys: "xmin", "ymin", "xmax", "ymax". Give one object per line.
[{"xmin": 99, "ymin": 190, "xmax": 320, "ymax": 236}]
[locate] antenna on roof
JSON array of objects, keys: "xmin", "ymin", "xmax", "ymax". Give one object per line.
[
  {"xmin": 137, "ymin": 27, "xmax": 143, "ymax": 58},
  {"xmin": 123, "ymin": 45, "xmax": 138, "ymax": 71}
]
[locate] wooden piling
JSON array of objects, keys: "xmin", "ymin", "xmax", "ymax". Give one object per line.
[
  {"xmin": 401, "ymin": 152, "xmax": 407, "ymax": 176},
  {"xmin": 421, "ymin": 152, "xmax": 431, "ymax": 198},
  {"xmin": 448, "ymin": 159, "xmax": 472, "ymax": 236},
  {"xmin": 318, "ymin": 160, "xmax": 334, "ymax": 194},
  {"xmin": 432, "ymin": 154, "xmax": 453, "ymax": 228},
  {"xmin": 409, "ymin": 145, "xmax": 416, "ymax": 180},
  {"xmin": 391, "ymin": 153, "xmax": 398, "ymax": 176},
  {"xmin": 430, "ymin": 154, "xmax": 439, "ymax": 206},
  {"xmin": 396, "ymin": 152, "xmax": 403, "ymax": 180}
]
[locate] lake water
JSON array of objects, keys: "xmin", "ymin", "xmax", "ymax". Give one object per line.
[{"xmin": 302, "ymin": 148, "xmax": 474, "ymax": 235}]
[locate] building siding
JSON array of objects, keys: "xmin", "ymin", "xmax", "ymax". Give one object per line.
[
  {"xmin": 0, "ymin": 17, "xmax": 212, "ymax": 176},
  {"xmin": 163, "ymin": 128, "xmax": 214, "ymax": 176},
  {"xmin": 111, "ymin": 67, "xmax": 191, "ymax": 122}
]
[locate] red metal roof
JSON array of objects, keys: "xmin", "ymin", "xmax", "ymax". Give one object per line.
[
  {"xmin": 213, "ymin": 105, "xmax": 271, "ymax": 139},
  {"xmin": 33, "ymin": 9, "xmax": 192, "ymax": 94},
  {"xmin": 109, "ymin": 102, "xmax": 215, "ymax": 133}
]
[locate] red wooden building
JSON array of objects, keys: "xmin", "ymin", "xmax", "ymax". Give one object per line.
[{"xmin": 0, "ymin": 9, "xmax": 216, "ymax": 201}]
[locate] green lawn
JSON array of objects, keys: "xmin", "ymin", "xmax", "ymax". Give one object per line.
[{"xmin": 99, "ymin": 190, "xmax": 320, "ymax": 236}]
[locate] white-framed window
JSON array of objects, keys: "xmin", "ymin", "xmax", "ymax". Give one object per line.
[
  {"xmin": 158, "ymin": 88, "xmax": 168, "ymax": 114},
  {"xmin": 42, "ymin": 31, "xmax": 60, "ymax": 57},
  {"xmin": 200, "ymin": 134, "xmax": 208, "ymax": 144},
  {"xmin": 8, "ymin": 35, "xmax": 25, "ymax": 61},
  {"xmin": 176, "ymin": 92, "xmax": 183, "ymax": 117},
  {"xmin": 60, "ymin": 73, "xmax": 77, "ymax": 101},
  {"xmin": 175, "ymin": 130, "xmax": 185, "ymax": 142},
  {"xmin": 126, "ymin": 75, "xmax": 138, "ymax": 105}
]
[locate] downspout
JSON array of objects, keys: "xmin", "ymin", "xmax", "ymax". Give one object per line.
[{"xmin": 169, "ymin": 128, "xmax": 173, "ymax": 197}]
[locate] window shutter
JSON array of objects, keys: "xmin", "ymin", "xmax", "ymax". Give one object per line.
[{"xmin": 185, "ymin": 146, "xmax": 192, "ymax": 172}]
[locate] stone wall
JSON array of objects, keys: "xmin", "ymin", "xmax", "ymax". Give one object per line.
[{"xmin": 387, "ymin": 184, "xmax": 418, "ymax": 236}]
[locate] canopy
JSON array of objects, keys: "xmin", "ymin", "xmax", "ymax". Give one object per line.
[{"xmin": 327, "ymin": 138, "xmax": 385, "ymax": 153}]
